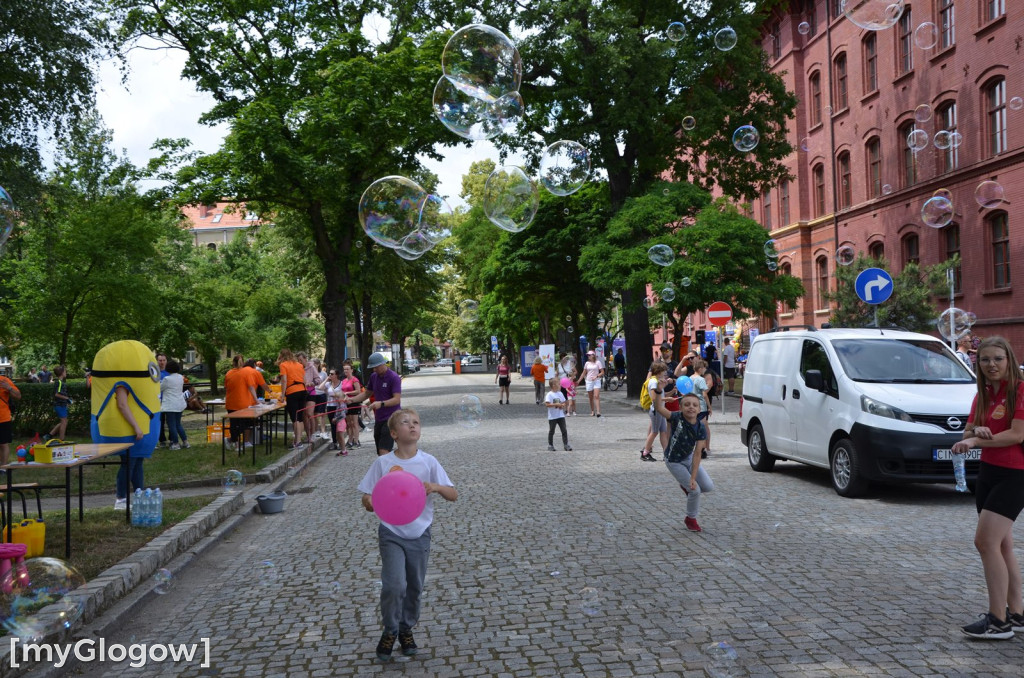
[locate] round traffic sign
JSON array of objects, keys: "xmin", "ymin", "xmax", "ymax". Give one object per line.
[{"xmin": 707, "ymin": 301, "xmax": 733, "ymax": 327}]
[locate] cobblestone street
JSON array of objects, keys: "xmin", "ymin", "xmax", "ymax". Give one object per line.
[{"xmin": 59, "ymin": 369, "xmax": 1022, "ymax": 677}]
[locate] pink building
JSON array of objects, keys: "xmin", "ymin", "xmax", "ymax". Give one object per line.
[{"xmin": 731, "ymin": 1, "xmax": 1023, "ymax": 349}]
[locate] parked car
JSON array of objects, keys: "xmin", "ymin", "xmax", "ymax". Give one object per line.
[
  {"xmin": 740, "ymin": 327, "xmax": 977, "ymax": 497},
  {"xmin": 460, "ymin": 355, "xmax": 483, "ymax": 366},
  {"xmin": 403, "ymin": 359, "xmax": 420, "ymax": 372},
  {"xmin": 436, "ymin": 358, "xmax": 453, "ymax": 367},
  {"xmin": 184, "ymin": 363, "xmax": 209, "ymax": 378}
]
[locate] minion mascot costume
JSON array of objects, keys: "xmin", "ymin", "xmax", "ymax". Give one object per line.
[{"xmin": 90, "ymin": 341, "xmax": 161, "ymax": 508}]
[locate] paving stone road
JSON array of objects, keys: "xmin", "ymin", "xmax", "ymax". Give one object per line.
[{"xmin": 51, "ymin": 369, "xmax": 1023, "ymax": 677}]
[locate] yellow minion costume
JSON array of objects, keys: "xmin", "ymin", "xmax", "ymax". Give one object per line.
[{"xmin": 90, "ymin": 341, "xmax": 161, "ymax": 501}]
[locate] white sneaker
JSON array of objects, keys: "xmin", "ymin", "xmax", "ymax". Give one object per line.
[
  {"xmin": 169, "ymin": 444, "xmax": 181, "ymax": 450},
  {"xmin": 183, "ymin": 441, "xmax": 191, "ymax": 449},
  {"xmin": 114, "ymin": 498, "xmax": 127, "ymax": 510}
]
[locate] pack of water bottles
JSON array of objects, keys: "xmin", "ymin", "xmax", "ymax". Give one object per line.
[{"xmin": 131, "ymin": 487, "xmax": 164, "ymax": 527}]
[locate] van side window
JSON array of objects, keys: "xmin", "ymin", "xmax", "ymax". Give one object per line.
[{"xmin": 800, "ymin": 340, "xmax": 838, "ymax": 397}]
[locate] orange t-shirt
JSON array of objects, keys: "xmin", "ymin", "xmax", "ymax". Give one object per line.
[
  {"xmin": 531, "ymin": 363, "xmax": 547, "ymax": 383},
  {"xmin": 0, "ymin": 377, "xmax": 19, "ymax": 423},
  {"xmin": 244, "ymin": 366, "xmax": 266, "ymax": 391},
  {"xmin": 224, "ymin": 368, "xmax": 255, "ymax": 411},
  {"xmin": 279, "ymin": 361, "xmax": 306, "ymax": 395}
]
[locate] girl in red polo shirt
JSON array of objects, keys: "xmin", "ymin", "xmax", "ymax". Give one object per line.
[{"xmin": 953, "ymin": 337, "xmax": 1024, "ymax": 640}]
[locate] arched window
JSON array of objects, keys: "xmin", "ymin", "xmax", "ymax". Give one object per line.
[
  {"xmin": 944, "ymin": 224, "xmax": 961, "ymax": 294},
  {"xmin": 902, "ymin": 233, "xmax": 919, "ymax": 266},
  {"xmin": 986, "ymin": 78, "xmax": 1007, "ymax": 156},
  {"xmin": 816, "ymin": 256, "xmax": 830, "ymax": 309},
  {"xmin": 813, "ymin": 164, "xmax": 826, "ymax": 216},
  {"xmin": 898, "ymin": 121, "xmax": 918, "ymax": 187},
  {"xmin": 810, "ymin": 72, "xmax": 822, "ymax": 126},
  {"xmin": 868, "ymin": 241, "xmax": 885, "ymax": 260},
  {"xmin": 866, "ymin": 137, "xmax": 882, "ymax": 197},
  {"xmin": 833, "ymin": 53, "xmax": 848, "ymax": 111},
  {"xmin": 989, "ymin": 211, "xmax": 1010, "ymax": 288},
  {"xmin": 937, "ymin": 101, "xmax": 959, "ymax": 173},
  {"xmin": 837, "ymin": 151, "xmax": 852, "ymax": 209},
  {"xmin": 206, "ymin": 243, "xmax": 217, "ymax": 251},
  {"xmin": 863, "ymin": 34, "xmax": 877, "ymax": 93},
  {"xmin": 780, "ymin": 262, "xmax": 794, "ymax": 312}
]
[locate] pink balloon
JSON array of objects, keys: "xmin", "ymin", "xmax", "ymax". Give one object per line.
[{"xmin": 371, "ymin": 470, "xmax": 427, "ymax": 525}]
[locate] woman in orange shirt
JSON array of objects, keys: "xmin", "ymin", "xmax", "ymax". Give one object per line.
[
  {"xmin": 224, "ymin": 355, "xmax": 257, "ymax": 447},
  {"xmin": 530, "ymin": 356, "xmax": 548, "ymax": 405},
  {"xmin": 277, "ymin": 348, "xmax": 308, "ymax": 448}
]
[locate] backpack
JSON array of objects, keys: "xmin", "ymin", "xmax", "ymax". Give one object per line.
[{"xmin": 640, "ymin": 382, "xmax": 653, "ymax": 411}]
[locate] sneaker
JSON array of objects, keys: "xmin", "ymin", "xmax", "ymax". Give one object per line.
[
  {"xmin": 375, "ymin": 631, "xmax": 397, "ymax": 662},
  {"xmin": 1006, "ymin": 609, "xmax": 1024, "ymax": 632},
  {"xmin": 398, "ymin": 630, "xmax": 418, "ymax": 656},
  {"xmin": 183, "ymin": 441, "xmax": 191, "ymax": 449},
  {"xmin": 640, "ymin": 450, "xmax": 657, "ymax": 462},
  {"xmin": 962, "ymin": 612, "xmax": 1014, "ymax": 640},
  {"xmin": 547, "ymin": 445, "xmax": 556, "ymax": 451},
  {"xmin": 702, "ymin": 449, "xmax": 709, "ymax": 459},
  {"xmin": 564, "ymin": 445, "xmax": 573, "ymax": 451},
  {"xmin": 684, "ymin": 516, "xmax": 702, "ymax": 533},
  {"xmin": 169, "ymin": 444, "xmax": 181, "ymax": 450},
  {"xmin": 114, "ymin": 498, "xmax": 127, "ymax": 510}
]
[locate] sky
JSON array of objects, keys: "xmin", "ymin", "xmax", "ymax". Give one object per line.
[{"xmin": 93, "ymin": 40, "xmax": 523, "ymax": 210}]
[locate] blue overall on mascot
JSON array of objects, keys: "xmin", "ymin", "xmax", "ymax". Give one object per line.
[{"xmin": 90, "ymin": 340, "xmax": 161, "ymax": 508}]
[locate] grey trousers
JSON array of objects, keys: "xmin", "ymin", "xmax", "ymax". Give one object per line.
[
  {"xmin": 665, "ymin": 456, "xmax": 714, "ymax": 518},
  {"xmin": 378, "ymin": 524, "xmax": 431, "ymax": 634}
]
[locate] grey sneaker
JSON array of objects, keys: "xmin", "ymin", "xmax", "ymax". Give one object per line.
[
  {"xmin": 547, "ymin": 445, "xmax": 556, "ymax": 451},
  {"xmin": 962, "ymin": 612, "xmax": 1014, "ymax": 640},
  {"xmin": 1007, "ymin": 609, "xmax": 1024, "ymax": 632},
  {"xmin": 564, "ymin": 445, "xmax": 573, "ymax": 451},
  {"xmin": 182, "ymin": 441, "xmax": 191, "ymax": 449},
  {"xmin": 114, "ymin": 498, "xmax": 127, "ymax": 510}
]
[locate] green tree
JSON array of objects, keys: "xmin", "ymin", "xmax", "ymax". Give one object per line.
[{"xmin": 826, "ymin": 254, "xmax": 958, "ymax": 333}]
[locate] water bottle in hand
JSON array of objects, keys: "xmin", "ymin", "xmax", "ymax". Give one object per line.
[{"xmin": 951, "ymin": 453, "xmax": 968, "ymax": 493}]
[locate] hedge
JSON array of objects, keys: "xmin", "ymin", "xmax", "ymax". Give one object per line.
[{"xmin": 9, "ymin": 382, "xmax": 91, "ymax": 439}]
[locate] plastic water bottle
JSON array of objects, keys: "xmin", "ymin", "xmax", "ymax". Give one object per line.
[
  {"xmin": 951, "ymin": 453, "xmax": 968, "ymax": 493},
  {"xmin": 132, "ymin": 489, "xmax": 144, "ymax": 527},
  {"xmin": 143, "ymin": 489, "xmax": 154, "ymax": 526},
  {"xmin": 153, "ymin": 488, "xmax": 163, "ymax": 526}
]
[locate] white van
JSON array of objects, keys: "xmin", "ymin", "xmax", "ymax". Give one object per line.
[{"xmin": 739, "ymin": 327, "xmax": 978, "ymax": 497}]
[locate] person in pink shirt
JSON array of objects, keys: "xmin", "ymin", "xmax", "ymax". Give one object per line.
[
  {"xmin": 494, "ymin": 356, "xmax": 512, "ymax": 405},
  {"xmin": 560, "ymin": 370, "xmax": 577, "ymax": 416}
]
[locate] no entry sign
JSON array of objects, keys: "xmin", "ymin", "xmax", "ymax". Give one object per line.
[{"xmin": 707, "ymin": 301, "xmax": 733, "ymax": 327}]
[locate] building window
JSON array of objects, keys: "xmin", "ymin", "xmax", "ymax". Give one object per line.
[
  {"xmin": 830, "ymin": 0, "xmax": 843, "ymax": 19},
  {"xmin": 816, "ymin": 256, "xmax": 829, "ymax": 309},
  {"xmin": 897, "ymin": 8, "xmax": 913, "ymax": 75},
  {"xmin": 986, "ymin": 78, "xmax": 1007, "ymax": 156},
  {"xmin": 770, "ymin": 21, "xmax": 781, "ymax": 59},
  {"xmin": 936, "ymin": 101, "xmax": 959, "ymax": 173},
  {"xmin": 902, "ymin": 233, "xmax": 919, "ymax": 266},
  {"xmin": 245, "ymin": 211, "xmax": 258, "ymax": 220},
  {"xmin": 762, "ymin": 190, "xmax": 773, "ymax": 229},
  {"xmin": 781, "ymin": 262, "xmax": 794, "ymax": 312},
  {"xmin": 206, "ymin": 243, "xmax": 217, "ymax": 251},
  {"xmin": 990, "ymin": 212, "xmax": 1010, "ymax": 289},
  {"xmin": 211, "ymin": 214, "xmax": 223, "ymax": 223},
  {"xmin": 939, "ymin": 0, "xmax": 955, "ymax": 49},
  {"xmin": 984, "ymin": 0, "xmax": 1004, "ymax": 22},
  {"xmin": 803, "ymin": 0, "xmax": 817, "ymax": 36},
  {"xmin": 868, "ymin": 241, "xmax": 885, "ymax": 260},
  {"xmin": 863, "ymin": 34, "xmax": 878, "ymax": 93},
  {"xmin": 866, "ymin": 137, "xmax": 882, "ymax": 198},
  {"xmin": 810, "ymin": 72, "xmax": 822, "ymax": 127},
  {"xmin": 944, "ymin": 224, "xmax": 961, "ymax": 294},
  {"xmin": 837, "ymin": 152, "xmax": 852, "ymax": 209},
  {"xmin": 813, "ymin": 164, "xmax": 826, "ymax": 216},
  {"xmin": 898, "ymin": 122, "xmax": 918, "ymax": 187},
  {"xmin": 833, "ymin": 53, "xmax": 848, "ymax": 111},
  {"xmin": 780, "ymin": 179, "xmax": 790, "ymax": 225}
]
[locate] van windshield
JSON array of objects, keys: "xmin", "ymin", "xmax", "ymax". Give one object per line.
[{"xmin": 831, "ymin": 339, "xmax": 975, "ymax": 383}]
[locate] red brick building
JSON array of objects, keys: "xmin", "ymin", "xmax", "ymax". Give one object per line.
[{"xmin": 728, "ymin": 1, "xmax": 1023, "ymax": 350}]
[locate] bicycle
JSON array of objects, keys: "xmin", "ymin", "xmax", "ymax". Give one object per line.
[{"xmin": 604, "ymin": 371, "xmax": 625, "ymax": 391}]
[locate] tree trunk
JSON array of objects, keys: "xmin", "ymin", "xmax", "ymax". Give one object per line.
[
  {"xmin": 622, "ymin": 288, "xmax": 651, "ymax": 398},
  {"xmin": 360, "ymin": 293, "xmax": 374, "ymax": 373},
  {"xmin": 310, "ymin": 203, "xmax": 349, "ymax": 371}
]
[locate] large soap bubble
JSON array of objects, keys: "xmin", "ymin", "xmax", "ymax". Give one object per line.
[
  {"xmin": 418, "ymin": 194, "xmax": 453, "ymax": 243},
  {"xmin": 648, "ymin": 244, "xmax": 675, "ymax": 267},
  {"xmin": 682, "ymin": 116, "xmax": 696, "ymax": 131},
  {"xmin": 432, "ymin": 76, "xmax": 521, "ymax": 141},
  {"xmin": 539, "ymin": 141, "xmax": 590, "ymax": 196},
  {"xmin": 933, "ymin": 131, "xmax": 952, "ymax": 150},
  {"xmin": 914, "ymin": 22, "xmax": 938, "ymax": 50},
  {"xmin": 399, "ymin": 231, "xmax": 433, "ymax": 257},
  {"xmin": 454, "ymin": 395, "xmax": 484, "ymax": 428},
  {"xmin": 732, "ymin": 125, "xmax": 760, "ymax": 152},
  {"xmin": 921, "ymin": 195, "xmax": 954, "ymax": 229},
  {"xmin": 714, "ymin": 27, "xmax": 738, "ymax": 51},
  {"xmin": 459, "ymin": 299, "xmax": 479, "ymax": 323},
  {"xmin": 704, "ymin": 641, "xmax": 740, "ymax": 677},
  {"xmin": 441, "ymin": 24, "xmax": 522, "ymax": 103},
  {"xmin": 842, "ymin": 0, "xmax": 905, "ymax": 31},
  {"xmin": 667, "ymin": 22, "xmax": 686, "ymax": 42},
  {"xmin": 0, "ymin": 185, "xmax": 14, "ymax": 248},
  {"xmin": 974, "ymin": 181, "xmax": 1004, "ymax": 209},
  {"xmin": 394, "ymin": 245, "xmax": 426, "ymax": 261},
  {"xmin": 937, "ymin": 307, "xmax": 973, "ymax": 341},
  {"xmin": 661, "ymin": 286, "xmax": 676, "ymax": 302},
  {"xmin": 836, "ymin": 245, "xmax": 856, "ymax": 266},
  {"xmin": 906, "ymin": 129, "xmax": 929, "ymax": 152},
  {"xmin": 483, "ymin": 166, "xmax": 540, "ymax": 233},
  {"xmin": 914, "ymin": 104, "xmax": 932, "ymax": 123},
  {"xmin": 1, "ymin": 558, "xmax": 87, "ymax": 641},
  {"xmin": 359, "ymin": 176, "xmax": 427, "ymax": 248}
]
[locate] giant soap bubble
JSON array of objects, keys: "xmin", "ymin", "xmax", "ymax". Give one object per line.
[
  {"xmin": 714, "ymin": 27, "xmax": 738, "ymax": 51},
  {"xmin": 921, "ymin": 195, "xmax": 954, "ymax": 229},
  {"xmin": 937, "ymin": 307, "xmax": 973, "ymax": 341},
  {"xmin": 432, "ymin": 76, "xmax": 521, "ymax": 141},
  {"xmin": 539, "ymin": 141, "xmax": 591, "ymax": 196},
  {"xmin": 648, "ymin": 244, "xmax": 675, "ymax": 267},
  {"xmin": 974, "ymin": 181, "xmax": 1004, "ymax": 209},
  {"xmin": 454, "ymin": 395, "xmax": 484, "ymax": 428},
  {"xmin": 732, "ymin": 125, "xmax": 760, "ymax": 152},
  {"xmin": 842, "ymin": 0, "xmax": 905, "ymax": 31},
  {"xmin": 442, "ymin": 24, "xmax": 522, "ymax": 103},
  {"xmin": 1, "ymin": 558, "xmax": 87, "ymax": 641},
  {"xmin": 483, "ymin": 166, "xmax": 540, "ymax": 233},
  {"xmin": 906, "ymin": 129, "xmax": 929, "ymax": 152},
  {"xmin": 358, "ymin": 176, "xmax": 427, "ymax": 248},
  {"xmin": 418, "ymin": 194, "xmax": 453, "ymax": 243}
]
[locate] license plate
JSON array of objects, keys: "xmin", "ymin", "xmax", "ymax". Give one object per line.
[{"xmin": 933, "ymin": 448, "xmax": 981, "ymax": 461}]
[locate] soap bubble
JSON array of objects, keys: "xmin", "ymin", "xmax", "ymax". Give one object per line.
[
  {"xmin": 356, "ymin": 240, "xmax": 363, "ymax": 248},
  {"xmin": 579, "ymin": 587, "xmax": 601, "ymax": 616},
  {"xmin": 681, "ymin": 277, "xmax": 692, "ymax": 287},
  {"xmin": 933, "ymin": 130, "xmax": 952, "ymax": 150},
  {"xmin": 539, "ymin": 141, "xmax": 590, "ymax": 196},
  {"xmin": 153, "ymin": 569, "xmax": 173, "ymax": 595},
  {"xmin": 648, "ymin": 244, "xmax": 675, "ymax": 267},
  {"xmin": 565, "ymin": 255, "xmax": 572, "ymax": 262},
  {"xmin": 459, "ymin": 299, "xmax": 479, "ymax": 323},
  {"xmin": 921, "ymin": 195, "xmax": 954, "ymax": 229},
  {"xmin": 732, "ymin": 125, "xmax": 760, "ymax": 152},
  {"xmin": 358, "ymin": 176, "xmax": 426, "ymax": 248},
  {"xmin": 563, "ymin": 208, "xmax": 570, "ymax": 216},
  {"xmin": 914, "ymin": 104, "xmax": 932, "ymax": 123},
  {"xmin": 797, "ymin": 21, "xmax": 810, "ymax": 35},
  {"xmin": 0, "ymin": 185, "xmax": 14, "ymax": 248},
  {"xmin": 836, "ymin": 245, "xmax": 856, "ymax": 266},
  {"xmin": 1009, "ymin": 96, "xmax": 1024, "ymax": 112},
  {"xmin": 642, "ymin": 296, "xmax": 654, "ymax": 308},
  {"xmin": 454, "ymin": 395, "xmax": 484, "ymax": 428},
  {"xmin": 704, "ymin": 641, "xmax": 739, "ymax": 677},
  {"xmin": 882, "ymin": 184, "xmax": 893, "ymax": 195},
  {"xmin": 974, "ymin": 181, "xmax": 1004, "ymax": 208},
  {"xmin": 565, "ymin": 315, "xmax": 572, "ymax": 322},
  {"xmin": 764, "ymin": 239, "xmax": 779, "ymax": 258},
  {"xmin": 914, "ymin": 22, "xmax": 938, "ymax": 50},
  {"xmin": 441, "ymin": 24, "xmax": 522, "ymax": 103},
  {"xmin": 256, "ymin": 560, "xmax": 278, "ymax": 586},
  {"xmin": 661, "ymin": 286, "xmax": 676, "ymax": 302},
  {"xmin": 937, "ymin": 307, "xmax": 972, "ymax": 341},
  {"xmin": 432, "ymin": 77, "xmax": 521, "ymax": 140},
  {"xmin": 682, "ymin": 116, "xmax": 696, "ymax": 131},
  {"xmin": 766, "ymin": 259, "xmax": 779, "ymax": 271},
  {"xmin": 714, "ymin": 27, "xmax": 738, "ymax": 51},
  {"xmin": 906, "ymin": 129, "xmax": 929, "ymax": 152},
  {"xmin": 560, "ymin": 356, "xmax": 576, "ymax": 373},
  {"xmin": 399, "ymin": 231, "xmax": 433, "ymax": 257},
  {"xmin": 223, "ymin": 469, "xmax": 245, "ymax": 493},
  {"xmin": 567, "ymin": 326, "xmax": 574, "ymax": 333},
  {"xmin": 327, "ymin": 581, "xmax": 342, "ymax": 600},
  {"xmin": 662, "ymin": 188, "xmax": 670, "ymax": 195},
  {"xmin": 483, "ymin": 166, "xmax": 539, "ymax": 233},
  {"xmin": 394, "ymin": 246, "xmax": 425, "ymax": 261},
  {"xmin": 933, "ymin": 188, "xmax": 953, "ymax": 202},
  {"xmin": 949, "ymin": 131, "xmax": 963, "ymax": 148},
  {"xmin": 0, "ymin": 558, "xmax": 87, "ymax": 641},
  {"xmin": 417, "ymin": 194, "xmax": 453, "ymax": 244},
  {"xmin": 842, "ymin": 0, "xmax": 906, "ymax": 31},
  {"xmin": 799, "ymin": 137, "xmax": 810, "ymax": 152},
  {"xmin": 667, "ymin": 22, "xmax": 686, "ymax": 42}
]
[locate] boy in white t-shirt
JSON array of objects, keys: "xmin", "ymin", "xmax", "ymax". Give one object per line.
[
  {"xmin": 544, "ymin": 377, "xmax": 572, "ymax": 451},
  {"xmin": 358, "ymin": 408, "xmax": 458, "ymax": 663}
]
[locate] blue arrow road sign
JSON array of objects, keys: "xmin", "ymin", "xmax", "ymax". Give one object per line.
[{"xmin": 854, "ymin": 267, "xmax": 894, "ymax": 305}]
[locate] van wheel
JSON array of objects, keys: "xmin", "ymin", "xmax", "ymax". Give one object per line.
[
  {"xmin": 830, "ymin": 438, "xmax": 868, "ymax": 497},
  {"xmin": 747, "ymin": 424, "xmax": 775, "ymax": 472}
]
